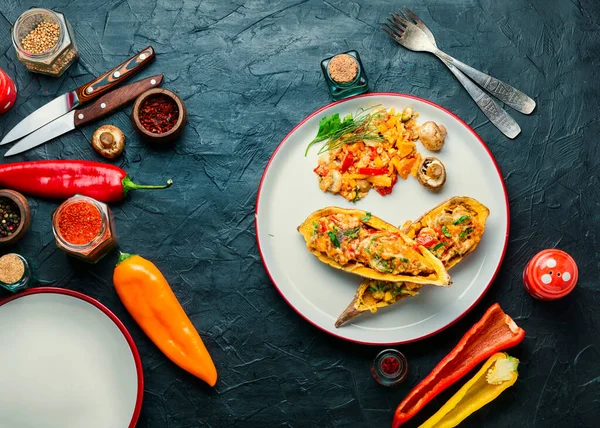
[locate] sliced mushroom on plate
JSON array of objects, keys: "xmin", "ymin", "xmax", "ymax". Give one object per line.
[
  {"xmin": 91, "ymin": 125, "xmax": 125, "ymax": 159},
  {"xmin": 417, "ymin": 156, "xmax": 446, "ymax": 191},
  {"xmin": 419, "ymin": 121, "xmax": 447, "ymax": 151}
]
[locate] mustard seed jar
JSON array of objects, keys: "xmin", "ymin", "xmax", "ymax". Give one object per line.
[
  {"xmin": 51, "ymin": 195, "xmax": 118, "ymax": 263},
  {"xmin": 11, "ymin": 8, "xmax": 78, "ymax": 77}
]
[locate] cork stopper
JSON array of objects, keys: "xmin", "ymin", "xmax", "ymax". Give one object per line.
[{"xmin": 328, "ymin": 54, "xmax": 359, "ymax": 83}]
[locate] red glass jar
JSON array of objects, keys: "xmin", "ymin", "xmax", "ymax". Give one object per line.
[
  {"xmin": 0, "ymin": 68, "xmax": 17, "ymax": 114},
  {"xmin": 51, "ymin": 195, "xmax": 118, "ymax": 263},
  {"xmin": 523, "ymin": 249, "xmax": 578, "ymax": 300}
]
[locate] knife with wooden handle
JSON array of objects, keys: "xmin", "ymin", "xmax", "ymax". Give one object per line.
[
  {"xmin": 4, "ymin": 74, "xmax": 164, "ymax": 157},
  {"xmin": 0, "ymin": 46, "xmax": 156, "ymax": 146}
]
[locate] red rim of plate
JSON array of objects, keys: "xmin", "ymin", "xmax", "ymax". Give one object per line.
[
  {"xmin": 255, "ymin": 92, "xmax": 510, "ymax": 346},
  {"xmin": 0, "ymin": 287, "xmax": 144, "ymax": 427}
]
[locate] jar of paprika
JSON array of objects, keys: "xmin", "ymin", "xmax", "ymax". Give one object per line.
[
  {"xmin": 52, "ymin": 195, "xmax": 118, "ymax": 263},
  {"xmin": 0, "ymin": 68, "xmax": 17, "ymax": 114}
]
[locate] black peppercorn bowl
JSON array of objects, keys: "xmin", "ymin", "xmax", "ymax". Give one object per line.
[
  {"xmin": 0, "ymin": 189, "xmax": 31, "ymax": 246},
  {"xmin": 131, "ymin": 88, "xmax": 187, "ymax": 144}
]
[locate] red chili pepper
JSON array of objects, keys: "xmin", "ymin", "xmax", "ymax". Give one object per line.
[
  {"xmin": 392, "ymin": 303, "xmax": 525, "ymax": 427},
  {"xmin": 340, "ymin": 152, "xmax": 354, "ymax": 173},
  {"xmin": 0, "ymin": 160, "xmax": 172, "ymax": 203},
  {"xmin": 376, "ymin": 174, "xmax": 398, "ymax": 196},
  {"xmin": 359, "ymin": 167, "xmax": 389, "ymax": 176}
]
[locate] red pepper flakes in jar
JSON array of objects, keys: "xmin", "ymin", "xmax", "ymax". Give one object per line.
[
  {"xmin": 138, "ymin": 94, "xmax": 179, "ymax": 134},
  {"xmin": 372, "ymin": 349, "xmax": 408, "ymax": 387},
  {"xmin": 52, "ymin": 195, "xmax": 118, "ymax": 263}
]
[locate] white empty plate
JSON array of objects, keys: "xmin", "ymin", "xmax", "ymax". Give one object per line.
[
  {"xmin": 256, "ymin": 93, "xmax": 509, "ymax": 345},
  {"xmin": 0, "ymin": 288, "xmax": 143, "ymax": 428}
]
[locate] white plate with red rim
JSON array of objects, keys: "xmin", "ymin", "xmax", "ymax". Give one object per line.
[
  {"xmin": 0, "ymin": 288, "xmax": 143, "ymax": 428},
  {"xmin": 256, "ymin": 93, "xmax": 509, "ymax": 345}
]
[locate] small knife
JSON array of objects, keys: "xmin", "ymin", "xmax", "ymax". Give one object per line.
[
  {"xmin": 4, "ymin": 74, "xmax": 164, "ymax": 157},
  {"xmin": 0, "ymin": 46, "xmax": 156, "ymax": 146}
]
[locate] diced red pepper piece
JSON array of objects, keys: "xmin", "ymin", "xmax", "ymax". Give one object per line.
[
  {"xmin": 392, "ymin": 303, "xmax": 526, "ymax": 428},
  {"xmin": 340, "ymin": 152, "xmax": 354, "ymax": 173},
  {"xmin": 369, "ymin": 147, "xmax": 377, "ymax": 160},
  {"xmin": 313, "ymin": 165, "xmax": 327, "ymax": 176},
  {"xmin": 359, "ymin": 167, "xmax": 389, "ymax": 176},
  {"xmin": 376, "ymin": 174, "xmax": 398, "ymax": 196},
  {"xmin": 416, "ymin": 233, "xmax": 437, "ymax": 248}
]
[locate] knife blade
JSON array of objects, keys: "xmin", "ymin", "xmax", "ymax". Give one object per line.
[
  {"xmin": 4, "ymin": 74, "xmax": 164, "ymax": 157},
  {"xmin": 0, "ymin": 46, "xmax": 155, "ymax": 146}
]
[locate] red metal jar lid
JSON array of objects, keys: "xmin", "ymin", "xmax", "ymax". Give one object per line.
[{"xmin": 523, "ymin": 249, "xmax": 578, "ymax": 300}]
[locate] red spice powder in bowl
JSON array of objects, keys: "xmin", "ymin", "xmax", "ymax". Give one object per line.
[{"xmin": 57, "ymin": 201, "xmax": 102, "ymax": 245}]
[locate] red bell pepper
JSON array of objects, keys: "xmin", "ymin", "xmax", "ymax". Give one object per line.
[
  {"xmin": 376, "ymin": 174, "xmax": 398, "ymax": 196},
  {"xmin": 0, "ymin": 160, "xmax": 172, "ymax": 203},
  {"xmin": 359, "ymin": 167, "xmax": 389, "ymax": 176},
  {"xmin": 392, "ymin": 303, "xmax": 525, "ymax": 428},
  {"xmin": 340, "ymin": 152, "xmax": 354, "ymax": 173},
  {"xmin": 369, "ymin": 146, "xmax": 377, "ymax": 160}
]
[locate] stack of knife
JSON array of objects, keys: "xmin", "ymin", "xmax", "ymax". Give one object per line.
[{"xmin": 1, "ymin": 46, "xmax": 162, "ymax": 157}]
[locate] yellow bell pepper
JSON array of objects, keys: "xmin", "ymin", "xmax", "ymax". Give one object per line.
[{"xmin": 419, "ymin": 353, "xmax": 519, "ymax": 428}]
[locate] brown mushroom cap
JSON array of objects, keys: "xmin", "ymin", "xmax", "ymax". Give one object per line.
[
  {"xmin": 419, "ymin": 121, "xmax": 447, "ymax": 151},
  {"xmin": 91, "ymin": 125, "xmax": 125, "ymax": 159},
  {"xmin": 417, "ymin": 156, "xmax": 446, "ymax": 191}
]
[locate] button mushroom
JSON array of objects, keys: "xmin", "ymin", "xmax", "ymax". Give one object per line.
[
  {"xmin": 91, "ymin": 125, "xmax": 125, "ymax": 159},
  {"xmin": 419, "ymin": 121, "xmax": 447, "ymax": 151},
  {"xmin": 417, "ymin": 157, "xmax": 446, "ymax": 191}
]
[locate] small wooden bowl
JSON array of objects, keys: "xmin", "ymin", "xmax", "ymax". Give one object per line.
[
  {"xmin": 0, "ymin": 189, "xmax": 31, "ymax": 246},
  {"xmin": 131, "ymin": 88, "xmax": 187, "ymax": 144}
]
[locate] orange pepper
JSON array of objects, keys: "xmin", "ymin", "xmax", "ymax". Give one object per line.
[
  {"xmin": 398, "ymin": 157, "xmax": 418, "ymax": 179},
  {"xmin": 113, "ymin": 253, "xmax": 218, "ymax": 386}
]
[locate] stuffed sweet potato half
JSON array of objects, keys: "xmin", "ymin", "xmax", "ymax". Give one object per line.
[
  {"xmin": 297, "ymin": 207, "xmax": 451, "ymax": 286},
  {"xmin": 335, "ymin": 197, "xmax": 489, "ymax": 327}
]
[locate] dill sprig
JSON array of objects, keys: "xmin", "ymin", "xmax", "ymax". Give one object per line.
[{"xmin": 305, "ymin": 105, "xmax": 386, "ymax": 156}]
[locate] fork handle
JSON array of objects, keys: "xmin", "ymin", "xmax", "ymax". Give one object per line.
[
  {"xmin": 437, "ymin": 57, "xmax": 521, "ymax": 139},
  {"xmin": 435, "ymin": 49, "xmax": 535, "ymax": 114}
]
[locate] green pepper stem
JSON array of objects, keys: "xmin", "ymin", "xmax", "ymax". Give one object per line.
[
  {"xmin": 122, "ymin": 176, "xmax": 173, "ymax": 196},
  {"xmin": 117, "ymin": 252, "xmax": 135, "ymax": 265}
]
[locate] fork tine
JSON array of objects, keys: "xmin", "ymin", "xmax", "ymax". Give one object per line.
[
  {"xmin": 386, "ymin": 17, "xmax": 404, "ymax": 33},
  {"xmin": 404, "ymin": 7, "xmax": 424, "ymax": 26},
  {"xmin": 398, "ymin": 9, "xmax": 413, "ymax": 24},
  {"xmin": 382, "ymin": 26, "xmax": 401, "ymax": 43},
  {"xmin": 390, "ymin": 13, "xmax": 410, "ymax": 29},
  {"xmin": 383, "ymin": 21, "xmax": 403, "ymax": 38}
]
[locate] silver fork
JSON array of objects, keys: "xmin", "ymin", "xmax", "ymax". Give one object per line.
[
  {"xmin": 383, "ymin": 11, "xmax": 525, "ymax": 139},
  {"xmin": 400, "ymin": 8, "xmax": 535, "ymax": 115}
]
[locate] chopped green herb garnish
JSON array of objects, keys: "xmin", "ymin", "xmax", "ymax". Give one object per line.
[
  {"xmin": 399, "ymin": 257, "xmax": 409, "ymax": 263},
  {"xmin": 433, "ymin": 242, "xmax": 446, "ymax": 252},
  {"xmin": 442, "ymin": 225, "xmax": 451, "ymax": 238},
  {"xmin": 352, "ymin": 187, "xmax": 360, "ymax": 203},
  {"xmin": 459, "ymin": 228, "xmax": 473, "ymax": 239},
  {"xmin": 328, "ymin": 231, "xmax": 340, "ymax": 247},
  {"xmin": 344, "ymin": 227, "xmax": 360, "ymax": 240},
  {"xmin": 361, "ymin": 212, "xmax": 372, "ymax": 222},
  {"xmin": 268, "ymin": 234, "xmax": 274, "ymax": 237},
  {"xmin": 312, "ymin": 221, "xmax": 319, "ymax": 235},
  {"xmin": 368, "ymin": 286, "xmax": 377, "ymax": 293},
  {"xmin": 454, "ymin": 215, "xmax": 471, "ymax": 225}
]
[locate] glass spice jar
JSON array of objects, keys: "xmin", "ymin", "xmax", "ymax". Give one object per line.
[
  {"xmin": 0, "ymin": 253, "xmax": 33, "ymax": 292},
  {"xmin": 372, "ymin": 349, "xmax": 408, "ymax": 387},
  {"xmin": 11, "ymin": 8, "xmax": 78, "ymax": 77},
  {"xmin": 321, "ymin": 50, "xmax": 368, "ymax": 101},
  {"xmin": 52, "ymin": 195, "xmax": 118, "ymax": 263}
]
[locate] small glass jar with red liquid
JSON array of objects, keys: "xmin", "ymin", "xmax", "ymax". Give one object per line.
[
  {"xmin": 52, "ymin": 195, "xmax": 118, "ymax": 263},
  {"xmin": 523, "ymin": 249, "xmax": 578, "ymax": 300},
  {"xmin": 372, "ymin": 349, "xmax": 408, "ymax": 387},
  {"xmin": 0, "ymin": 68, "xmax": 17, "ymax": 114}
]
